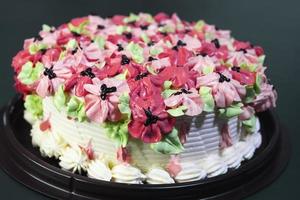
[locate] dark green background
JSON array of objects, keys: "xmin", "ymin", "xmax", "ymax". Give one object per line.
[{"xmin": 0, "ymin": 0, "xmax": 299, "ymax": 199}]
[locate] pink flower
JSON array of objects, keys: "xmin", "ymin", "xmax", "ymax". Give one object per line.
[
  {"xmin": 128, "ymin": 94, "xmax": 175, "ymax": 143},
  {"xmin": 164, "ymin": 88, "xmax": 203, "ymax": 116},
  {"xmin": 220, "ymin": 124, "xmax": 232, "ymax": 149},
  {"xmin": 84, "ymin": 77, "xmax": 129, "ymax": 123},
  {"xmin": 36, "ymin": 60, "xmax": 72, "ymax": 97},
  {"xmin": 197, "ymin": 70, "xmax": 246, "ymax": 107},
  {"xmin": 251, "ymin": 83, "xmax": 277, "ymax": 112}
]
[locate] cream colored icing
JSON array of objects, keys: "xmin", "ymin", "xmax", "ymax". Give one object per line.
[
  {"xmin": 59, "ymin": 146, "xmax": 89, "ymax": 174},
  {"xmin": 146, "ymin": 168, "xmax": 175, "ymax": 184},
  {"xmin": 87, "ymin": 160, "xmax": 112, "ymax": 181},
  {"xmin": 111, "ymin": 164, "xmax": 146, "ymax": 184},
  {"xmin": 174, "ymin": 162, "xmax": 206, "ymax": 183},
  {"xmin": 27, "ymin": 97, "xmax": 263, "ymax": 183}
]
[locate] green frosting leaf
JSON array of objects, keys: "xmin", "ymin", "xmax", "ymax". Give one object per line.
[
  {"xmin": 94, "ymin": 35, "xmax": 106, "ymax": 50},
  {"xmin": 146, "ymin": 65, "xmax": 157, "ymax": 75},
  {"xmin": 240, "ymin": 63, "xmax": 258, "ymax": 72},
  {"xmin": 202, "ymin": 66, "xmax": 214, "ymax": 75},
  {"xmin": 103, "ymin": 121, "xmax": 129, "ymax": 147},
  {"xmin": 245, "ymin": 86, "xmax": 256, "ymax": 103},
  {"xmin": 141, "ymin": 33, "xmax": 150, "ymax": 44},
  {"xmin": 17, "ymin": 61, "xmax": 44, "ymax": 85},
  {"xmin": 65, "ymin": 39, "xmax": 78, "ymax": 50},
  {"xmin": 126, "ymin": 42, "xmax": 144, "ymax": 64},
  {"xmin": 66, "ymin": 96, "xmax": 86, "ymax": 122},
  {"xmin": 254, "ymin": 74, "xmax": 262, "ymax": 94},
  {"xmin": 150, "ymin": 128, "xmax": 184, "ymax": 154},
  {"xmin": 162, "ymin": 89, "xmax": 177, "ymax": 99},
  {"xmin": 150, "ymin": 47, "xmax": 163, "ymax": 56},
  {"xmin": 123, "ymin": 13, "xmax": 140, "ymax": 23},
  {"xmin": 242, "ymin": 115, "xmax": 257, "ymax": 133},
  {"xmin": 163, "ymin": 81, "xmax": 172, "ymax": 90},
  {"xmin": 116, "ymin": 25, "xmax": 131, "ymax": 35},
  {"xmin": 194, "ymin": 20, "xmax": 205, "ymax": 32},
  {"xmin": 167, "ymin": 105, "xmax": 187, "ymax": 117},
  {"xmin": 42, "ymin": 24, "xmax": 52, "ymax": 32},
  {"xmin": 158, "ymin": 25, "xmax": 175, "ymax": 33},
  {"xmin": 258, "ymin": 55, "xmax": 266, "ymax": 65},
  {"xmin": 53, "ymin": 85, "xmax": 67, "ymax": 111},
  {"xmin": 68, "ymin": 20, "xmax": 89, "ymax": 35},
  {"xmin": 118, "ymin": 93, "xmax": 131, "ymax": 118},
  {"xmin": 24, "ymin": 94, "xmax": 43, "ymax": 118},
  {"xmin": 219, "ymin": 102, "xmax": 244, "ymax": 118},
  {"xmin": 199, "ymin": 86, "xmax": 215, "ymax": 112},
  {"xmin": 29, "ymin": 42, "xmax": 48, "ymax": 55}
]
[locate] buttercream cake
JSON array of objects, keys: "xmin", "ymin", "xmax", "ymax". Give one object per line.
[{"xmin": 11, "ymin": 13, "xmax": 277, "ymax": 184}]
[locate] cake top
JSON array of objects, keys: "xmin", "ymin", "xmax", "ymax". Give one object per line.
[{"xmin": 12, "ymin": 13, "xmax": 277, "ymax": 151}]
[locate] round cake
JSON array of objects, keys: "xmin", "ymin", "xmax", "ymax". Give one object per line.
[{"xmin": 11, "ymin": 12, "xmax": 277, "ymax": 184}]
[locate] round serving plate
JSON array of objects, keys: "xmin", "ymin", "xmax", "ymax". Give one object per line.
[{"xmin": 0, "ymin": 96, "xmax": 291, "ymax": 200}]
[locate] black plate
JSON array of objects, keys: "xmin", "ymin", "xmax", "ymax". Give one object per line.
[{"xmin": 0, "ymin": 96, "xmax": 291, "ymax": 200}]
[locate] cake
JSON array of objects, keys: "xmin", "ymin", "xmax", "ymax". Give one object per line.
[{"xmin": 11, "ymin": 13, "xmax": 277, "ymax": 184}]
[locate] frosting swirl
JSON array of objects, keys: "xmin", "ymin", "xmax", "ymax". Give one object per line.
[
  {"xmin": 221, "ymin": 146, "xmax": 243, "ymax": 169},
  {"xmin": 112, "ymin": 164, "xmax": 146, "ymax": 184},
  {"xmin": 59, "ymin": 146, "xmax": 89, "ymax": 173},
  {"xmin": 87, "ymin": 160, "xmax": 112, "ymax": 181},
  {"xmin": 146, "ymin": 168, "xmax": 174, "ymax": 184},
  {"xmin": 235, "ymin": 141, "xmax": 256, "ymax": 160},
  {"xmin": 174, "ymin": 162, "xmax": 206, "ymax": 183},
  {"xmin": 200, "ymin": 155, "xmax": 228, "ymax": 178}
]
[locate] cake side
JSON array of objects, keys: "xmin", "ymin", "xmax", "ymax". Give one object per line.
[{"xmin": 12, "ymin": 12, "xmax": 277, "ymax": 184}]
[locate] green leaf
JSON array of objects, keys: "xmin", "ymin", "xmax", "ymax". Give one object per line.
[
  {"xmin": 194, "ymin": 20, "xmax": 205, "ymax": 32},
  {"xmin": 24, "ymin": 94, "xmax": 43, "ymax": 118},
  {"xmin": 103, "ymin": 121, "xmax": 129, "ymax": 147},
  {"xmin": 240, "ymin": 63, "xmax": 258, "ymax": 72},
  {"xmin": 29, "ymin": 42, "xmax": 48, "ymax": 55},
  {"xmin": 66, "ymin": 96, "xmax": 86, "ymax": 122},
  {"xmin": 53, "ymin": 85, "xmax": 67, "ymax": 111},
  {"xmin": 242, "ymin": 115, "xmax": 257, "ymax": 133},
  {"xmin": 150, "ymin": 128, "xmax": 184, "ymax": 154},
  {"xmin": 141, "ymin": 33, "xmax": 150, "ymax": 44},
  {"xmin": 258, "ymin": 55, "xmax": 265, "ymax": 64},
  {"xmin": 219, "ymin": 102, "xmax": 244, "ymax": 118},
  {"xmin": 199, "ymin": 86, "xmax": 215, "ymax": 112},
  {"xmin": 17, "ymin": 61, "xmax": 44, "ymax": 85},
  {"xmin": 202, "ymin": 65, "xmax": 214, "ymax": 75},
  {"xmin": 162, "ymin": 89, "xmax": 178, "ymax": 99},
  {"xmin": 163, "ymin": 81, "xmax": 172, "ymax": 90},
  {"xmin": 94, "ymin": 35, "xmax": 106, "ymax": 50},
  {"xmin": 146, "ymin": 65, "xmax": 157, "ymax": 75},
  {"xmin": 167, "ymin": 105, "xmax": 187, "ymax": 117},
  {"xmin": 158, "ymin": 25, "xmax": 175, "ymax": 33},
  {"xmin": 65, "ymin": 39, "xmax": 78, "ymax": 50},
  {"xmin": 150, "ymin": 47, "xmax": 163, "ymax": 56},
  {"xmin": 42, "ymin": 24, "xmax": 52, "ymax": 32},
  {"xmin": 118, "ymin": 93, "xmax": 131, "ymax": 118},
  {"xmin": 245, "ymin": 86, "xmax": 256, "ymax": 103},
  {"xmin": 254, "ymin": 74, "xmax": 262, "ymax": 94},
  {"xmin": 116, "ymin": 25, "xmax": 131, "ymax": 35},
  {"xmin": 68, "ymin": 20, "xmax": 89, "ymax": 35},
  {"xmin": 123, "ymin": 13, "xmax": 140, "ymax": 23},
  {"xmin": 126, "ymin": 42, "xmax": 144, "ymax": 64}
]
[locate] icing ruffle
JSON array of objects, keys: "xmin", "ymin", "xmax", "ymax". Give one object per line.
[
  {"xmin": 146, "ymin": 168, "xmax": 175, "ymax": 184},
  {"xmin": 174, "ymin": 162, "xmax": 206, "ymax": 183},
  {"xmin": 111, "ymin": 164, "xmax": 146, "ymax": 184},
  {"xmin": 87, "ymin": 160, "xmax": 112, "ymax": 181},
  {"xmin": 200, "ymin": 155, "xmax": 228, "ymax": 178},
  {"xmin": 59, "ymin": 146, "xmax": 89, "ymax": 173}
]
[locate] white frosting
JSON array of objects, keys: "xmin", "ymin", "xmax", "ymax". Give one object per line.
[
  {"xmin": 200, "ymin": 155, "xmax": 228, "ymax": 178},
  {"xmin": 220, "ymin": 146, "xmax": 242, "ymax": 169},
  {"xmin": 87, "ymin": 160, "xmax": 112, "ymax": 181},
  {"xmin": 174, "ymin": 162, "xmax": 206, "ymax": 183},
  {"xmin": 235, "ymin": 141, "xmax": 256, "ymax": 160},
  {"xmin": 24, "ymin": 110, "xmax": 38, "ymax": 125},
  {"xmin": 112, "ymin": 164, "xmax": 146, "ymax": 184},
  {"xmin": 59, "ymin": 146, "xmax": 89, "ymax": 173},
  {"xmin": 27, "ymin": 97, "xmax": 264, "ymax": 183},
  {"xmin": 146, "ymin": 168, "xmax": 175, "ymax": 184}
]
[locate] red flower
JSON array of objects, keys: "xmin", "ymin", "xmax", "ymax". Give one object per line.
[
  {"xmin": 230, "ymin": 67, "xmax": 256, "ymax": 85},
  {"xmin": 128, "ymin": 93, "xmax": 175, "ymax": 143},
  {"xmin": 12, "ymin": 50, "xmax": 42, "ymax": 73}
]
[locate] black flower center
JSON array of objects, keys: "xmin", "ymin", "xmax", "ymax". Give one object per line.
[
  {"xmin": 80, "ymin": 67, "xmax": 95, "ymax": 78},
  {"xmin": 147, "ymin": 41, "xmax": 155, "ymax": 47},
  {"xmin": 148, "ymin": 56, "xmax": 157, "ymax": 62},
  {"xmin": 173, "ymin": 88, "xmax": 192, "ymax": 96},
  {"xmin": 135, "ymin": 72, "xmax": 149, "ymax": 81},
  {"xmin": 211, "ymin": 39, "xmax": 220, "ymax": 49},
  {"xmin": 140, "ymin": 25, "xmax": 149, "ymax": 30},
  {"xmin": 218, "ymin": 72, "xmax": 231, "ymax": 83},
  {"xmin": 100, "ymin": 84, "xmax": 117, "ymax": 100},
  {"xmin": 123, "ymin": 32, "xmax": 132, "ymax": 39},
  {"xmin": 231, "ymin": 66, "xmax": 241, "ymax": 72},
  {"xmin": 144, "ymin": 107, "xmax": 159, "ymax": 126},
  {"xmin": 117, "ymin": 44, "xmax": 124, "ymax": 51},
  {"xmin": 97, "ymin": 25, "xmax": 105, "ymax": 29},
  {"xmin": 43, "ymin": 67, "xmax": 56, "ymax": 80},
  {"xmin": 239, "ymin": 48, "xmax": 247, "ymax": 54},
  {"xmin": 172, "ymin": 40, "xmax": 187, "ymax": 51},
  {"xmin": 121, "ymin": 55, "xmax": 130, "ymax": 65}
]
